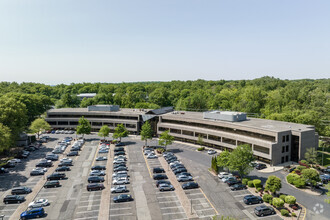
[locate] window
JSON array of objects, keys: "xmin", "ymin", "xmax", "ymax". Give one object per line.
[
  {"xmin": 208, "ymin": 135, "xmax": 221, "ymax": 141},
  {"xmin": 281, "ymin": 157, "xmax": 285, "ymax": 163},
  {"xmin": 170, "ymin": 128, "xmax": 181, "ymax": 134},
  {"xmin": 222, "ymin": 137, "xmax": 236, "ymax": 145},
  {"xmin": 253, "ymin": 145, "xmax": 270, "ymax": 154},
  {"xmin": 286, "ymin": 135, "xmax": 289, "ymax": 142},
  {"xmin": 182, "ymin": 130, "xmax": 194, "ymax": 136},
  {"xmin": 158, "ymin": 127, "xmax": 167, "ymax": 131},
  {"xmin": 195, "ymin": 132, "xmax": 207, "ymax": 138},
  {"xmin": 286, "ymin": 145, "xmax": 289, "ymax": 152},
  {"xmin": 286, "ymin": 155, "xmax": 289, "ymax": 162},
  {"xmin": 282, "ymin": 146, "xmax": 285, "ymax": 153},
  {"xmin": 282, "ymin": 136, "xmax": 285, "ymax": 143}
]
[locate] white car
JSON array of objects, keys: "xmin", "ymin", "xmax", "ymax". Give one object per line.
[
  {"xmin": 112, "ymin": 171, "xmax": 129, "ymax": 177},
  {"xmin": 147, "ymin": 154, "xmax": 157, "ymax": 159},
  {"xmin": 112, "ymin": 177, "xmax": 129, "ymax": 185},
  {"xmin": 219, "ymin": 173, "xmax": 233, "ymax": 180},
  {"xmin": 60, "ymin": 158, "xmax": 72, "ymax": 163},
  {"xmin": 207, "ymin": 150, "xmax": 217, "ymax": 155},
  {"xmin": 218, "ymin": 172, "xmax": 230, "ymax": 179},
  {"xmin": 170, "ymin": 161, "xmax": 182, "ymax": 166},
  {"xmin": 144, "ymin": 150, "xmax": 153, "ymax": 155},
  {"xmin": 96, "ymin": 156, "xmax": 107, "ymax": 161},
  {"xmin": 113, "ymin": 159, "xmax": 126, "ymax": 164},
  {"xmin": 99, "ymin": 148, "xmax": 109, "ymax": 153},
  {"xmin": 90, "ymin": 170, "xmax": 106, "ymax": 176},
  {"xmin": 222, "ymin": 176, "xmax": 236, "ymax": 183},
  {"xmin": 8, "ymin": 159, "xmax": 21, "ymax": 164},
  {"xmin": 114, "ymin": 155, "xmax": 127, "ymax": 160},
  {"xmin": 33, "ymin": 167, "xmax": 47, "ymax": 173},
  {"xmin": 111, "ymin": 185, "xmax": 128, "ymax": 193},
  {"xmin": 28, "ymin": 199, "xmax": 49, "ymax": 208}
]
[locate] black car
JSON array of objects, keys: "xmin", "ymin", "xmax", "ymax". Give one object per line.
[
  {"xmin": 182, "ymin": 182, "xmax": 199, "ymax": 190},
  {"xmin": 115, "ymin": 142, "xmax": 125, "ymax": 147},
  {"xmin": 254, "ymin": 205, "xmax": 275, "ymax": 217},
  {"xmin": 55, "ymin": 166, "xmax": 71, "ymax": 172},
  {"xmin": 0, "ymin": 167, "xmax": 9, "ymax": 173},
  {"xmin": 113, "ymin": 164, "xmax": 127, "ymax": 169},
  {"xmin": 230, "ymin": 184, "xmax": 247, "ymax": 191},
  {"xmin": 114, "ymin": 151, "xmax": 126, "ymax": 156},
  {"xmin": 227, "ymin": 179, "xmax": 242, "ymax": 186},
  {"xmin": 114, "ymin": 147, "xmax": 125, "ymax": 152},
  {"xmin": 176, "ymin": 172, "xmax": 192, "ymax": 177},
  {"xmin": 171, "ymin": 165, "xmax": 185, "ymax": 171},
  {"xmin": 36, "ymin": 160, "xmax": 52, "ymax": 168},
  {"xmin": 70, "ymin": 147, "xmax": 80, "ymax": 152},
  {"xmin": 88, "ymin": 176, "xmax": 105, "ymax": 183},
  {"xmin": 58, "ymin": 161, "xmax": 73, "ymax": 167},
  {"xmin": 153, "ymin": 174, "xmax": 168, "ymax": 180},
  {"xmin": 173, "ymin": 168, "xmax": 188, "ymax": 175},
  {"xmin": 153, "ymin": 167, "xmax": 165, "ymax": 173},
  {"xmin": 67, "ymin": 151, "xmax": 79, "ymax": 156},
  {"xmin": 30, "ymin": 170, "xmax": 44, "ymax": 176},
  {"xmin": 87, "ymin": 183, "xmax": 105, "ymax": 191},
  {"xmin": 3, "ymin": 162, "xmax": 15, "ymax": 168},
  {"xmin": 114, "ymin": 167, "xmax": 128, "ymax": 172},
  {"xmin": 3, "ymin": 195, "xmax": 25, "ymax": 204},
  {"xmin": 24, "ymin": 146, "xmax": 36, "ymax": 151},
  {"xmin": 44, "ymin": 180, "xmax": 60, "ymax": 188},
  {"xmin": 47, "ymin": 173, "xmax": 66, "ymax": 180},
  {"xmin": 156, "ymin": 180, "xmax": 171, "ymax": 187},
  {"xmin": 113, "ymin": 194, "xmax": 133, "ymax": 203},
  {"xmin": 256, "ymin": 163, "xmax": 267, "ymax": 170},
  {"xmin": 11, "ymin": 187, "xmax": 32, "ymax": 195},
  {"xmin": 91, "ymin": 166, "xmax": 106, "ymax": 170},
  {"xmin": 243, "ymin": 195, "xmax": 263, "ymax": 205}
]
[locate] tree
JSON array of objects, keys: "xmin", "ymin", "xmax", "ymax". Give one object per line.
[
  {"xmin": 228, "ymin": 145, "xmax": 255, "ymax": 177},
  {"xmin": 265, "ymin": 176, "xmax": 282, "ymax": 195},
  {"xmin": 211, "ymin": 156, "xmax": 219, "ymax": 173},
  {"xmin": 76, "ymin": 116, "xmax": 91, "ymax": 138},
  {"xmin": 301, "ymin": 168, "xmax": 320, "ymax": 187},
  {"xmin": 217, "ymin": 150, "xmax": 231, "ymax": 170},
  {"xmin": 304, "ymin": 147, "xmax": 318, "ymax": 165},
  {"xmin": 158, "ymin": 130, "xmax": 174, "ymax": 151},
  {"xmin": 197, "ymin": 134, "xmax": 204, "ymax": 147},
  {"xmin": 140, "ymin": 121, "xmax": 153, "ymax": 146},
  {"xmin": 98, "ymin": 125, "xmax": 110, "ymax": 140},
  {"xmin": 0, "ymin": 123, "xmax": 12, "ymax": 153},
  {"xmin": 113, "ymin": 124, "xmax": 128, "ymax": 142},
  {"xmin": 29, "ymin": 118, "xmax": 51, "ymax": 139}
]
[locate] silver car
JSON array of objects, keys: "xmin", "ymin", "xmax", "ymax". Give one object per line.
[
  {"xmin": 111, "ymin": 185, "xmax": 128, "ymax": 193},
  {"xmin": 177, "ymin": 175, "xmax": 193, "ymax": 182},
  {"xmin": 112, "ymin": 177, "xmax": 129, "ymax": 185},
  {"xmin": 159, "ymin": 183, "xmax": 175, "ymax": 191},
  {"xmin": 90, "ymin": 170, "xmax": 106, "ymax": 176}
]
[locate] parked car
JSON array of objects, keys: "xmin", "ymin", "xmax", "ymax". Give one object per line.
[
  {"xmin": 255, "ymin": 163, "xmax": 267, "ymax": 170},
  {"xmin": 92, "ymin": 165, "xmax": 106, "ymax": 170},
  {"xmin": 176, "ymin": 172, "xmax": 192, "ymax": 177},
  {"xmin": 52, "ymin": 148, "xmax": 63, "ymax": 154},
  {"xmin": 44, "ymin": 180, "xmax": 60, "ymax": 188},
  {"xmin": 36, "ymin": 160, "xmax": 52, "ymax": 168},
  {"xmin": 207, "ymin": 150, "xmax": 217, "ymax": 155},
  {"xmin": 147, "ymin": 154, "xmax": 157, "ymax": 159},
  {"xmin": 28, "ymin": 199, "xmax": 49, "ymax": 208},
  {"xmin": 3, "ymin": 162, "xmax": 15, "ymax": 168},
  {"xmin": 159, "ymin": 183, "xmax": 175, "ymax": 191},
  {"xmin": 99, "ymin": 148, "xmax": 109, "ymax": 153},
  {"xmin": 67, "ymin": 151, "xmax": 79, "ymax": 156},
  {"xmin": 153, "ymin": 167, "xmax": 165, "ymax": 173},
  {"xmin": 55, "ymin": 166, "xmax": 71, "ymax": 172},
  {"xmin": 173, "ymin": 168, "xmax": 188, "ymax": 175},
  {"xmin": 156, "ymin": 180, "xmax": 171, "ymax": 187},
  {"xmin": 58, "ymin": 161, "xmax": 73, "ymax": 167},
  {"xmin": 60, "ymin": 158, "xmax": 73, "ymax": 163},
  {"xmin": 243, "ymin": 195, "xmax": 263, "ymax": 205},
  {"xmin": 113, "ymin": 163, "xmax": 127, "ymax": 169},
  {"xmin": 3, "ymin": 195, "xmax": 25, "ymax": 204},
  {"xmin": 8, "ymin": 158, "xmax": 21, "ymax": 164},
  {"xmin": 112, "ymin": 173, "xmax": 129, "ymax": 180},
  {"xmin": 113, "ymin": 177, "xmax": 130, "ymax": 185},
  {"xmin": 114, "ymin": 166, "xmax": 128, "ymax": 172},
  {"xmin": 113, "ymin": 159, "xmax": 126, "ymax": 164},
  {"xmin": 20, "ymin": 207, "xmax": 45, "ymax": 219},
  {"xmin": 114, "ymin": 151, "xmax": 126, "ymax": 156},
  {"xmin": 11, "ymin": 187, "xmax": 32, "ymax": 195},
  {"xmin": 230, "ymin": 184, "xmax": 247, "ymax": 191},
  {"xmin": 47, "ymin": 172, "xmax": 66, "ymax": 180},
  {"xmin": 88, "ymin": 176, "xmax": 105, "ymax": 183},
  {"xmin": 111, "ymin": 185, "xmax": 128, "ymax": 193},
  {"xmin": 114, "ymin": 155, "xmax": 126, "ymax": 160},
  {"xmin": 182, "ymin": 182, "xmax": 199, "ymax": 190},
  {"xmin": 0, "ymin": 167, "xmax": 9, "ymax": 174},
  {"xmin": 96, "ymin": 156, "xmax": 107, "ymax": 161},
  {"xmin": 222, "ymin": 176, "xmax": 236, "ymax": 183},
  {"xmin": 254, "ymin": 205, "xmax": 275, "ymax": 217},
  {"xmin": 218, "ymin": 172, "xmax": 232, "ymax": 179},
  {"xmin": 30, "ymin": 169, "xmax": 45, "ymax": 176},
  {"xmin": 227, "ymin": 179, "xmax": 242, "ymax": 186},
  {"xmin": 113, "ymin": 194, "xmax": 133, "ymax": 203},
  {"xmin": 87, "ymin": 183, "xmax": 105, "ymax": 191},
  {"xmin": 114, "ymin": 147, "xmax": 125, "ymax": 152},
  {"xmin": 45, "ymin": 154, "xmax": 59, "ymax": 161},
  {"xmin": 90, "ymin": 170, "xmax": 106, "ymax": 176},
  {"xmin": 153, "ymin": 174, "xmax": 168, "ymax": 180},
  {"xmin": 177, "ymin": 175, "xmax": 193, "ymax": 182}
]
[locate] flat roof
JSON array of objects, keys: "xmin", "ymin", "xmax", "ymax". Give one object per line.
[
  {"xmin": 162, "ymin": 111, "xmax": 315, "ymax": 133},
  {"xmin": 47, "ymin": 108, "xmax": 149, "ymax": 115}
]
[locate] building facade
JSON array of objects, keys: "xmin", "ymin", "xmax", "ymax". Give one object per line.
[{"xmin": 45, "ymin": 106, "xmax": 319, "ymax": 165}]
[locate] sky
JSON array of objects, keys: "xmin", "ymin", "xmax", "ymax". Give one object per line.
[{"xmin": 0, "ymin": 0, "xmax": 329, "ymax": 85}]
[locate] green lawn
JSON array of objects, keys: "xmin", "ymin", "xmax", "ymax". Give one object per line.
[{"xmin": 317, "ymin": 151, "xmax": 330, "ymax": 167}]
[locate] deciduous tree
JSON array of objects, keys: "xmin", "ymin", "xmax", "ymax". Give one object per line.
[
  {"xmin": 29, "ymin": 118, "xmax": 51, "ymax": 139},
  {"xmin": 98, "ymin": 125, "xmax": 110, "ymax": 140},
  {"xmin": 265, "ymin": 176, "xmax": 282, "ymax": 195},
  {"xmin": 158, "ymin": 130, "xmax": 174, "ymax": 151},
  {"xmin": 141, "ymin": 121, "xmax": 153, "ymax": 146},
  {"xmin": 76, "ymin": 116, "xmax": 91, "ymax": 138},
  {"xmin": 113, "ymin": 124, "xmax": 128, "ymax": 142},
  {"xmin": 228, "ymin": 145, "xmax": 255, "ymax": 177},
  {"xmin": 0, "ymin": 123, "xmax": 12, "ymax": 153}
]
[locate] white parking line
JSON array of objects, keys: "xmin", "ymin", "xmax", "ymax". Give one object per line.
[
  {"xmin": 79, "ymin": 199, "xmax": 101, "ymax": 203},
  {"xmin": 157, "ymin": 195, "xmax": 177, "ymax": 199},
  {"xmin": 110, "ymin": 207, "xmax": 132, "ymax": 211},
  {"xmin": 77, "ymin": 205, "xmax": 100, "ymax": 209},
  {"xmin": 191, "ymin": 198, "xmax": 207, "ymax": 201},
  {"xmin": 73, "ymin": 216, "xmax": 98, "ymax": 220},
  {"xmin": 195, "ymin": 208, "xmax": 214, "ymax": 212},
  {"xmin": 186, "ymin": 193, "xmax": 203, "ymax": 196},
  {"xmin": 162, "ymin": 211, "xmax": 186, "ymax": 215},
  {"xmin": 109, "ymin": 213, "xmax": 133, "ymax": 217},
  {"xmin": 159, "ymin": 200, "xmax": 181, "ymax": 204},
  {"xmin": 0, "ymin": 209, "xmax": 17, "ymax": 212},
  {"xmin": 156, "ymin": 191, "xmax": 175, "ymax": 194},
  {"xmin": 161, "ymin": 206, "xmax": 183, "ymax": 210},
  {"xmin": 76, "ymin": 210, "xmax": 99, "ymax": 214},
  {"xmin": 233, "ymin": 194, "xmax": 251, "ymax": 197}
]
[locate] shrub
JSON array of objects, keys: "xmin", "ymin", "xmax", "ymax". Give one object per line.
[
  {"xmin": 253, "ymin": 179, "xmax": 262, "ymax": 188},
  {"xmin": 298, "ymin": 161, "xmax": 309, "ymax": 168},
  {"xmin": 287, "ymin": 174, "xmax": 300, "ymax": 184},
  {"xmin": 248, "ymin": 181, "xmax": 254, "ymax": 187},
  {"xmin": 272, "ymin": 198, "xmax": 284, "ymax": 208},
  {"xmin": 297, "ymin": 165, "xmax": 307, "ymax": 171},
  {"xmin": 157, "ymin": 148, "xmax": 165, "ymax": 154},
  {"xmin": 197, "ymin": 147, "xmax": 205, "ymax": 151},
  {"xmin": 279, "ymin": 195, "xmax": 287, "ymax": 201},
  {"xmin": 281, "ymin": 209, "xmax": 289, "ymax": 216},
  {"xmin": 285, "ymin": 195, "xmax": 296, "ymax": 205},
  {"xmin": 300, "ymin": 160, "xmax": 308, "ymax": 165},
  {"xmin": 242, "ymin": 178, "xmax": 250, "ymax": 185},
  {"xmin": 262, "ymin": 194, "xmax": 273, "ymax": 203},
  {"xmin": 292, "ymin": 212, "xmax": 297, "ymax": 217},
  {"xmin": 256, "ymin": 187, "xmax": 262, "ymax": 192},
  {"xmin": 293, "ymin": 178, "xmax": 306, "ymax": 188}
]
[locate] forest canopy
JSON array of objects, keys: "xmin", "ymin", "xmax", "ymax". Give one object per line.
[{"xmin": 0, "ymin": 77, "xmax": 329, "ymax": 137}]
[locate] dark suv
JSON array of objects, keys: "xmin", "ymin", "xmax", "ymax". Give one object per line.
[
  {"xmin": 254, "ymin": 205, "xmax": 275, "ymax": 217},
  {"xmin": 47, "ymin": 173, "xmax": 66, "ymax": 180},
  {"xmin": 256, "ymin": 163, "xmax": 267, "ymax": 170},
  {"xmin": 11, "ymin": 187, "xmax": 32, "ymax": 195},
  {"xmin": 36, "ymin": 160, "xmax": 52, "ymax": 167},
  {"xmin": 3, "ymin": 195, "xmax": 25, "ymax": 204},
  {"xmin": 153, "ymin": 174, "xmax": 168, "ymax": 180},
  {"xmin": 153, "ymin": 167, "xmax": 165, "ymax": 173},
  {"xmin": 88, "ymin": 176, "xmax": 105, "ymax": 183},
  {"xmin": 114, "ymin": 147, "xmax": 125, "ymax": 152},
  {"xmin": 44, "ymin": 180, "xmax": 60, "ymax": 188},
  {"xmin": 244, "ymin": 195, "xmax": 263, "ymax": 205},
  {"xmin": 87, "ymin": 183, "xmax": 105, "ymax": 191},
  {"xmin": 91, "ymin": 166, "xmax": 106, "ymax": 170}
]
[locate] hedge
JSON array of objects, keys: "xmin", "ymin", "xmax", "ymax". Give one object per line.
[
  {"xmin": 242, "ymin": 178, "xmax": 250, "ymax": 185},
  {"xmin": 281, "ymin": 209, "xmax": 289, "ymax": 216},
  {"xmin": 285, "ymin": 195, "xmax": 296, "ymax": 205},
  {"xmin": 297, "ymin": 165, "xmax": 307, "ymax": 171},
  {"xmin": 272, "ymin": 198, "xmax": 284, "ymax": 208},
  {"xmin": 253, "ymin": 179, "xmax": 262, "ymax": 188},
  {"xmin": 197, "ymin": 147, "xmax": 205, "ymax": 151},
  {"xmin": 262, "ymin": 194, "xmax": 273, "ymax": 203},
  {"xmin": 293, "ymin": 178, "xmax": 306, "ymax": 188},
  {"xmin": 287, "ymin": 174, "xmax": 300, "ymax": 184},
  {"xmin": 247, "ymin": 181, "xmax": 254, "ymax": 187},
  {"xmin": 279, "ymin": 195, "xmax": 287, "ymax": 201}
]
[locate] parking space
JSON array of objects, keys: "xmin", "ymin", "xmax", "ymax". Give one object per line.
[{"xmin": 143, "ymin": 149, "xmax": 188, "ymax": 220}]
